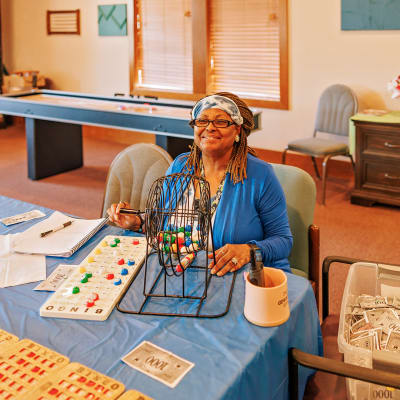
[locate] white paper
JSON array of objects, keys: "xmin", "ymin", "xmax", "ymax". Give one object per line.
[
  {"xmin": 12, "ymin": 211, "xmax": 107, "ymax": 257},
  {"xmin": 1, "ymin": 209, "xmax": 46, "ymax": 226},
  {"xmin": 34, "ymin": 264, "xmax": 77, "ymax": 291},
  {"xmin": 0, "ymin": 235, "xmax": 46, "ymax": 288},
  {"xmin": 122, "ymin": 341, "xmax": 194, "ymax": 388},
  {"xmin": 381, "ymin": 283, "xmax": 400, "ymax": 298}
]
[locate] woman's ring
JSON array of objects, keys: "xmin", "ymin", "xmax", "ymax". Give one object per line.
[{"xmin": 231, "ymin": 257, "xmax": 238, "ymax": 266}]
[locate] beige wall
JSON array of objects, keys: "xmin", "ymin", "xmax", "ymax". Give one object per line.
[
  {"xmin": 2, "ymin": 0, "xmax": 131, "ymax": 96},
  {"xmin": 2, "ymin": 0, "xmax": 400, "ymax": 151}
]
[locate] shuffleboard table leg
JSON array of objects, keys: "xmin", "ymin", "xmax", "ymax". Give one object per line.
[
  {"xmin": 25, "ymin": 118, "xmax": 83, "ymax": 180},
  {"xmin": 155, "ymin": 134, "xmax": 193, "ymax": 159}
]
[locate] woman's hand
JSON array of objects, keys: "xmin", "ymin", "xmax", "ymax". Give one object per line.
[
  {"xmin": 107, "ymin": 201, "xmax": 141, "ymax": 231},
  {"xmin": 207, "ymin": 243, "xmax": 251, "ymax": 276}
]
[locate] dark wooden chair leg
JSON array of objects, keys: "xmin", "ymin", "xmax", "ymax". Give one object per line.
[
  {"xmin": 311, "ymin": 156, "xmax": 321, "ymax": 179},
  {"xmin": 282, "ymin": 148, "xmax": 288, "ymax": 164}
]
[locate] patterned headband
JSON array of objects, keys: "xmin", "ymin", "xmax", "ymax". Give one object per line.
[{"xmin": 191, "ymin": 95, "xmax": 243, "ymax": 126}]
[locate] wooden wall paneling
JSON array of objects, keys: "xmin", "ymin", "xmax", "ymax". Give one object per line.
[{"xmin": 192, "ymin": 0, "xmax": 208, "ymax": 97}]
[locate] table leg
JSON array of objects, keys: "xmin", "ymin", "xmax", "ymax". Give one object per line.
[
  {"xmin": 155, "ymin": 135, "xmax": 193, "ymax": 159},
  {"xmin": 25, "ymin": 118, "xmax": 83, "ymax": 180}
]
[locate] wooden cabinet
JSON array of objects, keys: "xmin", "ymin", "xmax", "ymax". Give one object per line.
[{"xmin": 351, "ymin": 120, "xmax": 400, "ymax": 207}]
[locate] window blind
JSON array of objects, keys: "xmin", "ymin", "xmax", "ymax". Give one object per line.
[
  {"xmin": 209, "ymin": 0, "xmax": 281, "ymax": 101},
  {"xmin": 135, "ymin": 0, "xmax": 193, "ymax": 92}
]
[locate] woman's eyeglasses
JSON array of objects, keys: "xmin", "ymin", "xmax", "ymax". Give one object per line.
[{"xmin": 190, "ymin": 119, "xmax": 236, "ymax": 128}]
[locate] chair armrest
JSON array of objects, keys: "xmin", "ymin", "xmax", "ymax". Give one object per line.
[
  {"xmin": 308, "ymin": 225, "xmax": 320, "ymax": 282},
  {"xmin": 288, "ymin": 347, "xmax": 400, "ymax": 400},
  {"xmin": 308, "ymin": 224, "xmax": 320, "ymax": 311}
]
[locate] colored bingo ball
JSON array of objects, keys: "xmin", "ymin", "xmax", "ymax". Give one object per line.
[
  {"xmin": 176, "ymin": 264, "xmax": 183, "ymax": 273},
  {"xmin": 163, "ymin": 233, "xmax": 170, "ymax": 241},
  {"xmin": 88, "ymin": 293, "xmax": 99, "ymax": 302}
]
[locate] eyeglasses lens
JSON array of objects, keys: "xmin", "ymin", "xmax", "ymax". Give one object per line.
[{"xmin": 194, "ymin": 119, "xmax": 230, "ymax": 128}]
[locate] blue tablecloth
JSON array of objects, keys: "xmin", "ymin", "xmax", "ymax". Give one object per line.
[{"xmin": 0, "ymin": 195, "xmax": 322, "ymax": 399}]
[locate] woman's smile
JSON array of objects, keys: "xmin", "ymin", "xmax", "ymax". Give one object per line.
[{"xmin": 200, "ymin": 134, "xmax": 221, "ymax": 142}]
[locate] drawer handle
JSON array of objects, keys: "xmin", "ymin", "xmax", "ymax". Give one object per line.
[
  {"xmin": 384, "ymin": 173, "xmax": 400, "ymax": 180},
  {"xmin": 384, "ymin": 141, "xmax": 400, "ymax": 149}
]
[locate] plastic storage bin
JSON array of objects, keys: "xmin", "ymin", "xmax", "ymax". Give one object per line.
[{"xmin": 338, "ymin": 262, "xmax": 400, "ymax": 400}]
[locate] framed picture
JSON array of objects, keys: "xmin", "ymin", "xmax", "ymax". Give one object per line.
[
  {"xmin": 98, "ymin": 4, "xmax": 127, "ymax": 36},
  {"xmin": 341, "ymin": 0, "xmax": 400, "ymax": 30},
  {"xmin": 47, "ymin": 10, "xmax": 80, "ymax": 35}
]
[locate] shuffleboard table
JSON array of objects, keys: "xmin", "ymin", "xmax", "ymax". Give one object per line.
[{"xmin": 0, "ymin": 90, "xmax": 261, "ymax": 180}]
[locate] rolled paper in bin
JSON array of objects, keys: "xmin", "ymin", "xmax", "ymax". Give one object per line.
[
  {"xmin": 175, "ymin": 252, "xmax": 196, "ymax": 273},
  {"xmin": 244, "ymin": 267, "xmax": 290, "ymax": 327}
]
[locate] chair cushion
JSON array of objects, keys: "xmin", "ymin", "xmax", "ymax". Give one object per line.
[
  {"xmin": 291, "ymin": 267, "xmax": 308, "ymax": 279},
  {"xmin": 314, "ymin": 84, "xmax": 358, "ymax": 136},
  {"xmin": 287, "ymin": 138, "xmax": 348, "ymax": 156},
  {"xmin": 271, "ymin": 164, "xmax": 317, "ymax": 279},
  {"xmin": 101, "ymin": 143, "xmax": 172, "ymax": 217}
]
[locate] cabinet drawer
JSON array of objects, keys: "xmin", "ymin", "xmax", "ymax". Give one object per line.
[
  {"xmin": 360, "ymin": 125, "xmax": 400, "ymax": 158},
  {"xmin": 363, "ymin": 161, "xmax": 400, "ymax": 192}
]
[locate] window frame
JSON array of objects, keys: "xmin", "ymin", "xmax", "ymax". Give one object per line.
[{"xmin": 129, "ymin": 0, "xmax": 288, "ymax": 109}]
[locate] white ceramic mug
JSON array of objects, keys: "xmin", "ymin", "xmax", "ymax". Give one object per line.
[{"xmin": 244, "ymin": 267, "xmax": 290, "ymax": 327}]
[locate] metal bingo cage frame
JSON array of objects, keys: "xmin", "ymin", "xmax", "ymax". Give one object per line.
[{"xmin": 117, "ymin": 173, "xmax": 237, "ymax": 318}]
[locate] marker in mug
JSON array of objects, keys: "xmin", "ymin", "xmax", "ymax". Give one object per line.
[{"xmin": 40, "ymin": 221, "xmax": 73, "ymax": 238}]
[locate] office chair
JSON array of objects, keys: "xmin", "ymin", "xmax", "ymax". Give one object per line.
[
  {"xmin": 289, "ymin": 256, "xmax": 400, "ymax": 399},
  {"xmin": 271, "ymin": 163, "xmax": 320, "ymax": 309},
  {"xmin": 282, "ymin": 84, "xmax": 358, "ymax": 205},
  {"xmin": 101, "ymin": 143, "xmax": 173, "ymax": 217}
]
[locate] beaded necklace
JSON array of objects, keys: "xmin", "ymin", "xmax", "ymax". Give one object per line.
[{"xmin": 200, "ymin": 160, "xmax": 227, "ymax": 218}]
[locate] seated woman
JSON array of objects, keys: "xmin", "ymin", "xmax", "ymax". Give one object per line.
[{"xmin": 108, "ymin": 92, "xmax": 293, "ymax": 276}]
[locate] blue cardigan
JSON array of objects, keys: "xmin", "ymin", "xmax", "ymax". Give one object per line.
[{"xmin": 165, "ymin": 153, "xmax": 293, "ymax": 273}]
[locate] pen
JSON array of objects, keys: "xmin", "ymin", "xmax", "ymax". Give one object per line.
[
  {"xmin": 40, "ymin": 220, "xmax": 72, "ymax": 238},
  {"xmin": 119, "ymin": 208, "xmax": 141, "ymax": 215}
]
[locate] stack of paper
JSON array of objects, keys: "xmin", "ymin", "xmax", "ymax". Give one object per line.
[
  {"xmin": 12, "ymin": 211, "xmax": 108, "ymax": 257},
  {"xmin": 0, "ymin": 234, "xmax": 46, "ymax": 288}
]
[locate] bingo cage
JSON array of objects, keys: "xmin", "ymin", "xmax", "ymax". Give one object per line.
[{"xmin": 117, "ymin": 173, "xmax": 237, "ymax": 318}]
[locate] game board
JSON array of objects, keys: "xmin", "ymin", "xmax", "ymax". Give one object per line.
[
  {"xmin": 0, "ymin": 338, "xmax": 69, "ymax": 399},
  {"xmin": 0, "ymin": 328, "xmax": 18, "ymax": 347},
  {"xmin": 117, "ymin": 390, "xmax": 153, "ymax": 400},
  {"xmin": 0, "ymin": 330, "xmax": 151, "ymax": 400},
  {"xmin": 21, "ymin": 362, "xmax": 125, "ymax": 400},
  {"xmin": 40, "ymin": 236, "xmax": 147, "ymax": 321}
]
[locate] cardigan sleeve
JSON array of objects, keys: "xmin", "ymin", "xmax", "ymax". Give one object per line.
[{"xmin": 248, "ymin": 167, "xmax": 293, "ymax": 268}]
